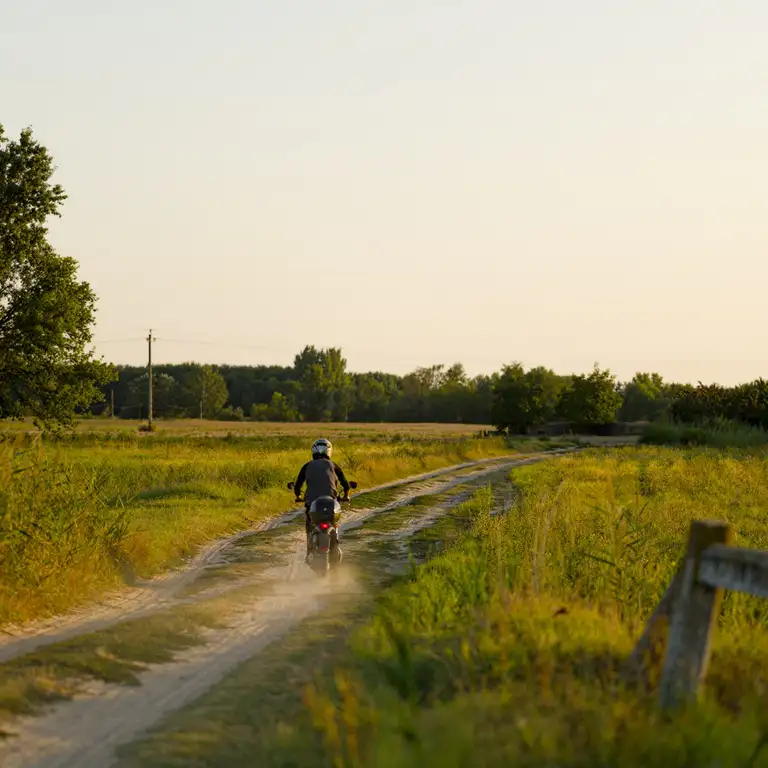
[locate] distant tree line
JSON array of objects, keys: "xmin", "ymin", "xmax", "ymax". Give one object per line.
[
  {"xmin": 90, "ymin": 349, "xmax": 768, "ymax": 433},
  {"xmin": 95, "ymin": 346, "xmax": 494, "ymax": 424},
  {"xmin": 668, "ymin": 380, "xmax": 768, "ymax": 430},
  {"xmin": 491, "ymin": 367, "xmax": 768, "ymax": 433}
]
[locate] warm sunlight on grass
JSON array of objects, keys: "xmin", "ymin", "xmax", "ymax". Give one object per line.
[{"xmin": 0, "ymin": 432, "xmax": 524, "ymax": 625}]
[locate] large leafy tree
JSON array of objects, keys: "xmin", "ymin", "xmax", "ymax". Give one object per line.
[
  {"xmin": 251, "ymin": 391, "xmax": 302, "ymax": 422},
  {"xmin": 558, "ymin": 364, "xmax": 622, "ymax": 425},
  {"xmin": 293, "ymin": 345, "xmax": 350, "ymax": 421},
  {"xmin": 432, "ymin": 363, "xmax": 474, "ymax": 422},
  {"xmin": 349, "ymin": 372, "xmax": 399, "ymax": 421},
  {"xmin": 181, "ymin": 365, "xmax": 229, "ymax": 418},
  {"xmin": 466, "ymin": 373, "xmax": 497, "ymax": 424},
  {"xmin": 129, "ymin": 372, "xmax": 180, "ymax": 417},
  {"xmin": 0, "ymin": 125, "xmax": 114, "ymax": 426},
  {"xmin": 619, "ymin": 372, "xmax": 671, "ymax": 422},
  {"xmin": 491, "ymin": 363, "xmax": 566, "ymax": 433}
]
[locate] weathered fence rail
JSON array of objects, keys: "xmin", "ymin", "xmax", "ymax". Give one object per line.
[
  {"xmin": 625, "ymin": 519, "xmax": 768, "ymax": 710},
  {"xmin": 698, "ymin": 544, "xmax": 768, "ymax": 598}
]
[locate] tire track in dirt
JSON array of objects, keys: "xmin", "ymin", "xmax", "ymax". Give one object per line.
[{"xmin": 343, "ymin": 466, "xmax": 519, "ymax": 570}]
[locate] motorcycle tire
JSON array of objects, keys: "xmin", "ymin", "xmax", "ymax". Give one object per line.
[
  {"xmin": 329, "ymin": 533, "xmax": 342, "ymax": 569},
  {"xmin": 309, "ymin": 552, "xmax": 329, "ymax": 577},
  {"xmin": 308, "ymin": 531, "xmax": 330, "ymax": 577}
]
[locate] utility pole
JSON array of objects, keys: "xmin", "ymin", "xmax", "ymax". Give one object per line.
[
  {"xmin": 200, "ymin": 373, "xmax": 206, "ymax": 420},
  {"xmin": 110, "ymin": 387, "xmax": 115, "ymax": 419},
  {"xmin": 147, "ymin": 329, "xmax": 155, "ymax": 429}
]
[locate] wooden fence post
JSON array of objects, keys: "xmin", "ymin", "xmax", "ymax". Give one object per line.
[
  {"xmin": 658, "ymin": 520, "xmax": 733, "ymax": 710},
  {"xmin": 622, "ymin": 569, "xmax": 682, "ymax": 686}
]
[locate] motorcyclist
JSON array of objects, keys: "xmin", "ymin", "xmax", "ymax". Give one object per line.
[{"xmin": 293, "ymin": 438, "xmax": 351, "ymax": 560}]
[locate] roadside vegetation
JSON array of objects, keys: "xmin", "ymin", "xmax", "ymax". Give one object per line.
[
  {"xmin": 120, "ymin": 447, "xmax": 768, "ymax": 767},
  {"xmin": 641, "ymin": 418, "xmax": 768, "ymax": 449}
]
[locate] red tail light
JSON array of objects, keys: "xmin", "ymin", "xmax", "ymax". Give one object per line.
[{"xmin": 319, "ymin": 522, "xmax": 331, "ymax": 530}]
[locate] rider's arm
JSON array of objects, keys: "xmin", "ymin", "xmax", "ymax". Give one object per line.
[
  {"xmin": 333, "ymin": 463, "xmax": 351, "ymax": 494},
  {"xmin": 294, "ymin": 463, "xmax": 308, "ymax": 496}
]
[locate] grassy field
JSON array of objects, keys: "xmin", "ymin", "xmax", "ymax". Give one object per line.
[
  {"xmin": 0, "ymin": 418, "xmax": 493, "ymax": 438},
  {"xmin": 0, "ymin": 428, "xmax": 522, "ymax": 626},
  {"xmin": 119, "ymin": 447, "xmax": 768, "ymax": 767}
]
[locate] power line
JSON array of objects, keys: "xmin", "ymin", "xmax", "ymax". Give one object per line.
[
  {"xmin": 93, "ymin": 335, "xmax": 273, "ymax": 351},
  {"xmin": 95, "ymin": 337, "xmax": 491, "ymax": 362},
  {"xmin": 92, "ymin": 335, "xmax": 509, "ymax": 370},
  {"xmin": 154, "ymin": 337, "xmax": 272, "ymax": 350}
]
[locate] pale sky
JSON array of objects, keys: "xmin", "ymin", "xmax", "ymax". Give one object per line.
[{"xmin": 2, "ymin": 1, "xmax": 766, "ymax": 384}]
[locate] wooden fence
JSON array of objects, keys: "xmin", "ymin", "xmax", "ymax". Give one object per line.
[{"xmin": 624, "ymin": 519, "xmax": 768, "ymax": 710}]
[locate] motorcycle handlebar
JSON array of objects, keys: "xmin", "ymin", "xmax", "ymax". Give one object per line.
[
  {"xmin": 287, "ymin": 480, "xmax": 357, "ymax": 505},
  {"xmin": 291, "ymin": 495, "xmax": 353, "ymax": 504}
]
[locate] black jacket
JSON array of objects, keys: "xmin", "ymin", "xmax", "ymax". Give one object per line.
[{"xmin": 294, "ymin": 456, "xmax": 350, "ymax": 504}]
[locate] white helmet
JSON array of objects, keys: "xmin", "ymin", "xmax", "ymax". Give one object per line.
[{"xmin": 311, "ymin": 438, "xmax": 332, "ymax": 458}]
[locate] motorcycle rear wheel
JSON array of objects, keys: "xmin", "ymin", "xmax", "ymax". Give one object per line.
[
  {"xmin": 309, "ymin": 555, "xmax": 329, "ymax": 577},
  {"xmin": 330, "ymin": 534, "xmax": 342, "ymax": 569},
  {"xmin": 308, "ymin": 532, "xmax": 330, "ymax": 577}
]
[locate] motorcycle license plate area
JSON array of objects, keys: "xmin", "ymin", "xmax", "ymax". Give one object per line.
[
  {"xmin": 313, "ymin": 530, "xmax": 331, "ymax": 552},
  {"xmin": 310, "ymin": 511, "xmax": 341, "ymax": 527}
]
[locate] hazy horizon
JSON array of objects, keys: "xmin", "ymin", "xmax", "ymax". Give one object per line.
[{"xmin": 2, "ymin": 1, "xmax": 766, "ymax": 385}]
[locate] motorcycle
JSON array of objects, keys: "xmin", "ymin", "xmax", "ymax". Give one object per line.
[{"xmin": 287, "ymin": 480, "xmax": 358, "ymax": 577}]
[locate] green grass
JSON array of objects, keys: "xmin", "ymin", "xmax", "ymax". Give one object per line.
[
  {"xmin": 117, "ymin": 448, "xmax": 768, "ymax": 767},
  {"xmin": 509, "ymin": 448, "xmax": 768, "ymax": 620},
  {"xmin": 0, "ymin": 431, "xmax": 527, "ymax": 626}
]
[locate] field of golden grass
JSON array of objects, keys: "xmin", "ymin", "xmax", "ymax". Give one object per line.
[{"xmin": 1, "ymin": 418, "xmax": 493, "ymax": 438}]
